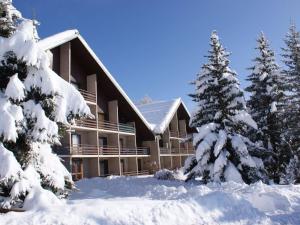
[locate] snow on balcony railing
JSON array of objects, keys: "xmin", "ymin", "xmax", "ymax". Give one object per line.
[{"xmin": 79, "ymin": 89, "xmax": 96, "ymax": 103}]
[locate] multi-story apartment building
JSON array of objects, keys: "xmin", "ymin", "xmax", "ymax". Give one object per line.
[
  {"xmin": 136, "ymin": 99, "xmax": 197, "ymax": 170},
  {"xmin": 39, "ymin": 30, "xmax": 196, "ymax": 180}
]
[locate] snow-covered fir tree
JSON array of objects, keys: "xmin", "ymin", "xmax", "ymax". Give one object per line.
[
  {"xmin": 280, "ymin": 24, "xmax": 300, "ymax": 184},
  {"xmin": 280, "ymin": 155, "xmax": 300, "ymax": 184},
  {"xmin": 0, "ymin": 0, "xmax": 91, "ymax": 209},
  {"xmin": 185, "ymin": 31, "xmax": 268, "ymax": 184},
  {"xmin": 245, "ymin": 33, "xmax": 286, "ymax": 183}
]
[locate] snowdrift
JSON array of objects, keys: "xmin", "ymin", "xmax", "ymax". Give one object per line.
[{"xmin": 1, "ymin": 176, "xmax": 300, "ymax": 225}]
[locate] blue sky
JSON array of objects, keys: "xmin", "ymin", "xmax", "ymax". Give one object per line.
[{"xmin": 16, "ymin": 0, "xmax": 300, "ymax": 110}]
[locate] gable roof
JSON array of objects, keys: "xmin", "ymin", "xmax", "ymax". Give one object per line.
[
  {"xmin": 38, "ymin": 30, "xmax": 154, "ymax": 134},
  {"xmin": 136, "ymin": 98, "xmax": 191, "ymax": 134}
]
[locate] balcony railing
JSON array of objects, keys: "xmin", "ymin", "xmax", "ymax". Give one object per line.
[
  {"xmin": 187, "ymin": 148, "xmax": 195, "ymax": 154},
  {"xmin": 119, "ymin": 123, "xmax": 135, "ymax": 133},
  {"xmin": 62, "ymin": 145, "xmax": 150, "ymax": 156},
  {"xmin": 169, "ymin": 131, "xmax": 179, "ymax": 138},
  {"xmin": 100, "ymin": 146, "xmax": 119, "ymax": 155},
  {"xmin": 171, "ymin": 148, "xmax": 180, "ymax": 154},
  {"xmin": 79, "ymin": 89, "xmax": 96, "ymax": 103},
  {"xmin": 160, "ymin": 148, "xmax": 171, "ymax": 154},
  {"xmin": 160, "ymin": 147, "xmax": 195, "ymax": 155},
  {"xmin": 74, "ymin": 119, "xmax": 97, "ymax": 129},
  {"xmin": 70, "ymin": 144, "xmax": 99, "ymax": 155},
  {"xmin": 72, "ymin": 119, "xmax": 135, "ymax": 134},
  {"xmin": 120, "ymin": 147, "xmax": 150, "ymax": 155},
  {"xmin": 98, "ymin": 120, "xmax": 135, "ymax": 134},
  {"xmin": 169, "ymin": 131, "xmax": 188, "ymax": 139}
]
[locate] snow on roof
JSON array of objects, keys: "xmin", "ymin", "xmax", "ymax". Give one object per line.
[
  {"xmin": 38, "ymin": 30, "xmax": 154, "ymax": 133},
  {"xmin": 136, "ymin": 98, "xmax": 191, "ymax": 134},
  {"xmin": 38, "ymin": 30, "xmax": 79, "ymax": 50}
]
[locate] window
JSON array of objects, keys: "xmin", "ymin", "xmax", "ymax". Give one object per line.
[
  {"xmin": 71, "ymin": 133, "xmax": 81, "ymax": 146},
  {"xmin": 99, "ymin": 160, "xmax": 109, "ymax": 177},
  {"xmin": 138, "ymin": 159, "xmax": 142, "ymax": 172},
  {"xmin": 159, "ymin": 139, "xmax": 163, "ymax": 148},
  {"xmin": 72, "ymin": 159, "xmax": 83, "ymax": 181},
  {"xmin": 99, "ymin": 137, "xmax": 107, "ymax": 147}
]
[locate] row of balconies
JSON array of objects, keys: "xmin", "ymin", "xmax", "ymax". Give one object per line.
[{"xmin": 60, "ymin": 145, "xmax": 150, "ymax": 156}]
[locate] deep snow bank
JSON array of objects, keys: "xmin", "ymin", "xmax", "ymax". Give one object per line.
[{"xmin": 1, "ymin": 176, "xmax": 300, "ymax": 225}]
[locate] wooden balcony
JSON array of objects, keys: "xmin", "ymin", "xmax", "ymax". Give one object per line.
[
  {"xmin": 119, "ymin": 123, "xmax": 135, "ymax": 133},
  {"xmin": 171, "ymin": 148, "xmax": 180, "ymax": 154},
  {"xmin": 169, "ymin": 131, "xmax": 179, "ymax": 138},
  {"xmin": 100, "ymin": 146, "xmax": 119, "ymax": 155},
  {"xmin": 79, "ymin": 89, "xmax": 96, "ymax": 103},
  {"xmin": 169, "ymin": 131, "xmax": 188, "ymax": 139},
  {"xmin": 160, "ymin": 147, "xmax": 195, "ymax": 155},
  {"xmin": 74, "ymin": 118, "xmax": 97, "ymax": 129},
  {"xmin": 72, "ymin": 119, "xmax": 135, "ymax": 134},
  {"xmin": 64, "ymin": 145, "xmax": 150, "ymax": 156},
  {"xmin": 98, "ymin": 120, "xmax": 135, "ymax": 134},
  {"xmin": 70, "ymin": 144, "xmax": 99, "ymax": 155},
  {"xmin": 160, "ymin": 148, "xmax": 171, "ymax": 154},
  {"xmin": 120, "ymin": 147, "xmax": 150, "ymax": 155}
]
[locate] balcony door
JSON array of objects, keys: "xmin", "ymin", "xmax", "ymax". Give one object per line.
[
  {"xmin": 72, "ymin": 159, "xmax": 83, "ymax": 181},
  {"xmin": 71, "ymin": 133, "xmax": 81, "ymax": 154},
  {"xmin": 120, "ymin": 159, "xmax": 125, "ymax": 175},
  {"xmin": 99, "ymin": 137, "xmax": 108, "ymax": 147},
  {"xmin": 71, "ymin": 133, "xmax": 81, "ymax": 146},
  {"xmin": 99, "ymin": 137, "xmax": 108, "ymax": 154},
  {"xmin": 138, "ymin": 159, "xmax": 142, "ymax": 172},
  {"xmin": 99, "ymin": 160, "xmax": 108, "ymax": 177}
]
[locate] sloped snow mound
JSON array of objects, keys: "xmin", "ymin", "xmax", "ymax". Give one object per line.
[
  {"xmin": 154, "ymin": 168, "xmax": 187, "ymax": 181},
  {"xmin": 1, "ymin": 176, "xmax": 300, "ymax": 225},
  {"xmin": 23, "ymin": 186, "xmax": 64, "ymax": 211},
  {"xmin": 154, "ymin": 169, "xmax": 175, "ymax": 180}
]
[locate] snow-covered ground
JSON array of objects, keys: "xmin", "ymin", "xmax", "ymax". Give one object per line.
[{"xmin": 1, "ymin": 176, "xmax": 300, "ymax": 225}]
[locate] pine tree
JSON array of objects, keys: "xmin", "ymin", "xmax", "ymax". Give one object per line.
[
  {"xmin": 0, "ymin": 0, "xmax": 91, "ymax": 209},
  {"xmin": 280, "ymin": 155, "xmax": 300, "ymax": 184},
  {"xmin": 280, "ymin": 24, "xmax": 300, "ymax": 183},
  {"xmin": 245, "ymin": 33, "xmax": 286, "ymax": 183},
  {"xmin": 185, "ymin": 31, "xmax": 268, "ymax": 184}
]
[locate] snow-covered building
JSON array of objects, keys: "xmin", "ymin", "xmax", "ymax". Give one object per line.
[
  {"xmin": 137, "ymin": 99, "xmax": 197, "ymax": 170},
  {"xmin": 39, "ymin": 30, "xmax": 157, "ymax": 180},
  {"xmin": 38, "ymin": 30, "xmax": 196, "ymax": 180}
]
